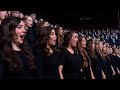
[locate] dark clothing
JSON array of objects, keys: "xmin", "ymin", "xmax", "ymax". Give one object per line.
[
  {"xmin": 96, "ymin": 53, "xmax": 113, "ymax": 79},
  {"xmin": 33, "ymin": 47, "xmax": 43, "ymax": 79},
  {"xmin": 41, "ymin": 50, "xmax": 60, "ymax": 79},
  {"xmin": 0, "ymin": 51, "xmax": 35, "ymax": 80},
  {"xmin": 115, "ymin": 56, "xmax": 120, "ymax": 71},
  {"xmin": 108, "ymin": 54, "xmax": 118, "ymax": 75},
  {"xmin": 60, "ymin": 48, "xmax": 83, "ymax": 79},
  {"xmin": 25, "ymin": 27, "xmax": 37, "ymax": 49},
  {"xmin": 104, "ymin": 56, "xmax": 113, "ymax": 79},
  {"xmin": 88, "ymin": 52, "xmax": 103, "ymax": 79},
  {"xmin": 80, "ymin": 51, "xmax": 92, "ymax": 79}
]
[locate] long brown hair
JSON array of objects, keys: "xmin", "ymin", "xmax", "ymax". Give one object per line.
[
  {"xmin": 95, "ymin": 40, "xmax": 106, "ymax": 60},
  {"xmin": 78, "ymin": 35, "xmax": 91, "ymax": 68},
  {"xmin": 1, "ymin": 16, "xmax": 35, "ymax": 72},
  {"xmin": 63, "ymin": 31, "xmax": 78, "ymax": 54},
  {"xmin": 55, "ymin": 25, "xmax": 64, "ymax": 48},
  {"xmin": 35, "ymin": 26, "xmax": 59, "ymax": 56},
  {"xmin": 86, "ymin": 38, "xmax": 96, "ymax": 59}
]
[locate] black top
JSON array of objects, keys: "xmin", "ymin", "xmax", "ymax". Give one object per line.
[
  {"xmin": 115, "ymin": 56, "xmax": 120, "ymax": 71},
  {"xmin": 0, "ymin": 50, "xmax": 35, "ymax": 80},
  {"xmin": 25, "ymin": 27, "xmax": 37, "ymax": 49},
  {"xmin": 33, "ymin": 47, "xmax": 44, "ymax": 79},
  {"xmin": 42, "ymin": 51, "xmax": 60, "ymax": 79},
  {"xmin": 59, "ymin": 48, "xmax": 83, "ymax": 79},
  {"xmin": 108, "ymin": 54, "xmax": 118, "ymax": 75},
  {"xmin": 88, "ymin": 52, "xmax": 102, "ymax": 79},
  {"xmin": 104, "ymin": 56, "xmax": 113, "ymax": 79}
]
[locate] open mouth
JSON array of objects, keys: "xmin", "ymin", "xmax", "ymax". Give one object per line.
[{"xmin": 20, "ymin": 34, "xmax": 25, "ymax": 39}]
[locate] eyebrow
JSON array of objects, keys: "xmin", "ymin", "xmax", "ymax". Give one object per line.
[{"xmin": 18, "ymin": 25, "xmax": 23, "ymax": 27}]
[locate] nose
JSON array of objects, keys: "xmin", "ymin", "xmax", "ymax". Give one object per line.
[
  {"xmin": 23, "ymin": 27, "xmax": 27, "ymax": 33},
  {"xmin": 55, "ymin": 34, "xmax": 57, "ymax": 38},
  {"xmin": 76, "ymin": 37, "xmax": 78, "ymax": 41}
]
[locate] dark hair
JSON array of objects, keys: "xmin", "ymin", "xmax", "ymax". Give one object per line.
[
  {"xmin": 1, "ymin": 16, "xmax": 35, "ymax": 71},
  {"xmin": 86, "ymin": 38, "xmax": 95, "ymax": 59},
  {"xmin": 78, "ymin": 35, "xmax": 91, "ymax": 68},
  {"xmin": 63, "ymin": 31, "xmax": 78, "ymax": 54},
  {"xmin": 63, "ymin": 31, "xmax": 77, "ymax": 47},
  {"xmin": 55, "ymin": 25, "xmax": 64, "ymax": 48},
  {"xmin": 35, "ymin": 26, "xmax": 58, "ymax": 56},
  {"xmin": 37, "ymin": 20, "xmax": 48, "ymax": 31}
]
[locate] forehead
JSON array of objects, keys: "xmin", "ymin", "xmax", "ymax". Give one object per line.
[
  {"xmin": 0, "ymin": 11, "xmax": 7, "ymax": 14},
  {"xmin": 12, "ymin": 11, "xmax": 19, "ymax": 14},
  {"xmin": 72, "ymin": 32, "xmax": 78, "ymax": 36},
  {"xmin": 27, "ymin": 16, "xmax": 32, "ymax": 20},
  {"xmin": 44, "ymin": 22, "xmax": 48, "ymax": 24},
  {"xmin": 18, "ymin": 21, "xmax": 25, "ymax": 26},
  {"xmin": 51, "ymin": 29, "xmax": 55, "ymax": 33}
]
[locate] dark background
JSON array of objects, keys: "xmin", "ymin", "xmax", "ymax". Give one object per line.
[{"xmin": 21, "ymin": 9, "xmax": 119, "ymax": 29}]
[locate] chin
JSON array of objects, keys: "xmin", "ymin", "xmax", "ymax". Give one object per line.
[{"xmin": 19, "ymin": 41, "xmax": 24, "ymax": 44}]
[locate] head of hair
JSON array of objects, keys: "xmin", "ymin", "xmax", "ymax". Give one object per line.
[
  {"xmin": 55, "ymin": 25, "xmax": 64, "ymax": 48},
  {"xmin": 0, "ymin": 16, "xmax": 35, "ymax": 72},
  {"xmin": 35, "ymin": 26, "xmax": 58, "ymax": 56},
  {"xmin": 63, "ymin": 30, "xmax": 77, "ymax": 47},
  {"xmin": 86, "ymin": 38, "xmax": 95, "ymax": 59}
]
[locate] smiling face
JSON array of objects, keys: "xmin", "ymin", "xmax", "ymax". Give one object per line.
[
  {"xmin": 69, "ymin": 32, "xmax": 78, "ymax": 48},
  {"xmin": 14, "ymin": 21, "xmax": 26, "ymax": 44},
  {"xmin": 47, "ymin": 29, "xmax": 57, "ymax": 46}
]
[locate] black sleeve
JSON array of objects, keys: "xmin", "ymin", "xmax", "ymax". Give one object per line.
[
  {"xmin": 110, "ymin": 55, "xmax": 118, "ymax": 74},
  {"xmin": 33, "ymin": 47, "xmax": 43, "ymax": 79},
  {"xmin": 58, "ymin": 48, "xmax": 66, "ymax": 65},
  {"xmin": 0, "ymin": 60, "xmax": 4, "ymax": 80}
]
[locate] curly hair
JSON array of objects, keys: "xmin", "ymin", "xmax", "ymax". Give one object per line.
[
  {"xmin": 35, "ymin": 26, "xmax": 59, "ymax": 56},
  {"xmin": 1, "ymin": 16, "xmax": 35, "ymax": 72}
]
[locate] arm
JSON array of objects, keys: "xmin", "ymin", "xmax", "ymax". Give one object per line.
[
  {"xmin": 90, "ymin": 66, "xmax": 95, "ymax": 79},
  {"xmin": 58, "ymin": 65, "xmax": 64, "ymax": 79},
  {"xmin": 111, "ymin": 65, "xmax": 115, "ymax": 76},
  {"xmin": 102, "ymin": 70, "xmax": 106, "ymax": 79},
  {"xmin": 117, "ymin": 67, "xmax": 120, "ymax": 74}
]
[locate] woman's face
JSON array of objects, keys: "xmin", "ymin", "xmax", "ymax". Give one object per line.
[
  {"xmin": 92, "ymin": 41, "xmax": 95, "ymax": 50},
  {"xmin": 48, "ymin": 29, "xmax": 57, "ymax": 46},
  {"xmin": 69, "ymin": 33, "xmax": 78, "ymax": 48},
  {"xmin": 59, "ymin": 27, "xmax": 64, "ymax": 35},
  {"xmin": 109, "ymin": 47, "xmax": 113, "ymax": 54},
  {"xmin": 99, "ymin": 42, "xmax": 103, "ymax": 50},
  {"xmin": 106, "ymin": 47, "xmax": 110, "ymax": 54},
  {"xmin": 43, "ymin": 22, "xmax": 49, "ymax": 27},
  {"xmin": 80, "ymin": 37, "xmax": 86, "ymax": 48},
  {"xmin": 0, "ymin": 11, "xmax": 7, "ymax": 20},
  {"xmin": 119, "ymin": 49, "xmax": 120, "ymax": 55},
  {"xmin": 14, "ymin": 21, "xmax": 26, "ymax": 44},
  {"xmin": 19, "ymin": 13, "xmax": 24, "ymax": 19},
  {"xmin": 12, "ymin": 11, "xmax": 20, "ymax": 17},
  {"xmin": 102, "ymin": 44, "xmax": 106, "ymax": 52},
  {"xmin": 115, "ymin": 48, "xmax": 119, "ymax": 55},
  {"xmin": 25, "ymin": 16, "xmax": 33, "ymax": 27}
]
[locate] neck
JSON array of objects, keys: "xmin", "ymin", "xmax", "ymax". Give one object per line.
[
  {"xmin": 47, "ymin": 44, "xmax": 51, "ymax": 49},
  {"xmin": 12, "ymin": 42, "xmax": 21, "ymax": 51},
  {"xmin": 67, "ymin": 45, "xmax": 74, "ymax": 54},
  {"xmin": 0, "ymin": 20, "xmax": 1, "ymax": 24},
  {"xmin": 47, "ymin": 44, "xmax": 53, "ymax": 54}
]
